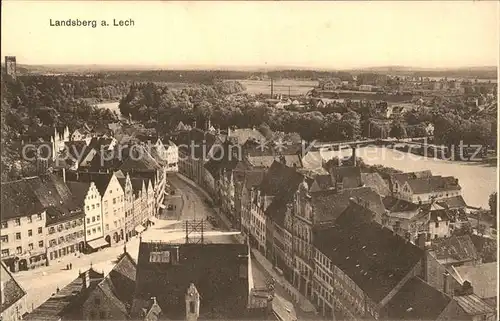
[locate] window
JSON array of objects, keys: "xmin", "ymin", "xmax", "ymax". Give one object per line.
[
  {"xmin": 28, "ymin": 229, "xmax": 33, "ymax": 237},
  {"xmin": 189, "ymin": 301, "xmax": 196, "ymax": 314},
  {"xmin": 113, "ymin": 198, "xmax": 116, "ymax": 204},
  {"xmin": 97, "ymin": 216, "xmax": 100, "ymax": 221},
  {"xmin": 38, "ymin": 227, "xmax": 43, "ymax": 234},
  {"xmin": 92, "ymin": 204, "xmax": 95, "ymax": 210},
  {"xmin": 16, "ymin": 246, "xmax": 22, "ymax": 254},
  {"xmin": 1, "ymin": 249, "xmax": 9, "ymax": 257},
  {"xmin": 37, "ymin": 214, "xmax": 42, "ymax": 220},
  {"xmin": 87, "ymin": 218, "xmax": 91, "ymax": 224},
  {"xmin": 87, "ymin": 230, "xmax": 91, "ymax": 236},
  {"xmin": 1, "ymin": 235, "xmax": 8, "ymax": 243},
  {"xmin": 27, "ymin": 216, "xmax": 33, "ymax": 223},
  {"xmin": 86, "ymin": 206, "xmax": 90, "ymax": 211},
  {"xmin": 92, "ymin": 228, "xmax": 96, "ymax": 234},
  {"xmin": 49, "ymin": 227, "xmax": 55, "ymax": 234},
  {"xmin": 435, "ymin": 222, "xmax": 439, "ymax": 228},
  {"xmin": 14, "ymin": 219, "xmax": 21, "ymax": 226},
  {"xmin": 28, "ymin": 243, "xmax": 34, "ymax": 250},
  {"xmin": 15, "ymin": 232, "xmax": 21, "ymax": 240},
  {"xmin": 39, "ymin": 241, "xmax": 44, "ymax": 248},
  {"xmin": 1, "ymin": 221, "xmax": 7, "ymax": 228},
  {"xmin": 92, "ymin": 217, "xmax": 96, "ymax": 222}
]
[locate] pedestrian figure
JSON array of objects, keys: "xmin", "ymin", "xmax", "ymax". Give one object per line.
[
  {"xmin": 66, "ymin": 264, "xmax": 69, "ymax": 270},
  {"xmin": 70, "ymin": 263, "xmax": 72, "ymax": 270}
]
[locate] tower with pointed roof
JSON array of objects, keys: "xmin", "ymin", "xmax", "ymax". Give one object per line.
[{"xmin": 185, "ymin": 283, "xmax": 200, "ymax": 321}]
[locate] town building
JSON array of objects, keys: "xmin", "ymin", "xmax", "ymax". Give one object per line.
[
  {"xmin": 450, "ymin": 262, "xmax": 498, "ymax": 305},
  {"xmin": 1, "ymin": 174, "xmax": 83, "ymax": 272},
  {"xmin": 234, "ymin": 169, "xmax": 266, "ymax": 238},
  {"xmin": 313, "ymin": 204, "xmax": 425, "ymax": 319},
  {"xmin": 66, "ymin": 181, "xmax": 107, "ymax": 252},
  {"xmin": 68, "ymin": 171, "xmax": 126, "ymax": 245},
  {"xmin": 130, "ymin": 241, "xmax": 279, "ymax": 320},
  {"xmin": 0, "ymin": 262, "xmax": 27, "ymax": 321},
  {"xmin": 116, "ymin": 172, "xmax": 135, "ymax": 241}
]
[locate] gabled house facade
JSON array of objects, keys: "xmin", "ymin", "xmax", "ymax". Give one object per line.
[{"xmin": 0, "ymin": 262, "xmax": 27, "ymax": 321}]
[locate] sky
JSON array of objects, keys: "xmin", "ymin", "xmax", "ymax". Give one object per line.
[{"xmin": 1, "ymin": 1, "xmax": 499, "ymax": 69}]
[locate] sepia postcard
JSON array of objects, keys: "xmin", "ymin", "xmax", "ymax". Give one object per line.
[{"xmin": 0, "ymin": 1, "xmax": 498, "ymax": 321}]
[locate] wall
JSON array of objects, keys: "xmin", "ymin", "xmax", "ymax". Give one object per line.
[
  {"xmin": 102, "ymin": 174, "xmax": 125, "ymax": 244},
  {"xmin": 1, "ymin": 213, "xmax": 46, "ymax": 268},
  {"xmin": 84, "ymin": 183, "xmax": 104, "ymax": 243},
  {"xmin": 46, "ymin": 216, "xmax": 85, "ymax": 262},
  {"xmin": 81, "ymin": 286, "xmax": 128, "ymax": 320}
]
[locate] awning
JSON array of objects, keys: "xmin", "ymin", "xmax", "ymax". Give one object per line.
[
  {"xmin": 87, "ymin": 238, "xmax": 109, "ymax": 249},
  {"xmin": 159, "ymin": 204, "xmax": 166, "ymax": 209},
  {"xmin": 135, "ymin": 225, "xmax": 145, "ymax": 233},
  {"xmin": 148, "ymin": 217, "xmax": 159, "ymax": 224}
]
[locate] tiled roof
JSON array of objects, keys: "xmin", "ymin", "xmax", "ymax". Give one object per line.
[
  {"xmin": 119, "ymin": 146, "xmax": 162, "ymax": 172},
  {"xmin": 1, "ymin": 174, "xmax": 82, "ymax": 223},
  {"xmin": 67, "ymin": 172, "xmax": 114, "ymax": 197},
  {"xmin": 430, "ymin": 235, "xmax": 479, "ymax": 263},
  {"xmin": 391, "ymin": 171, "xmax": 432, "ymax": 186},
  {"xmin": 24, "ymin": 268, "xmax": 104, "ymax": 321},
  {"xmin": 437, "ymin": 196, "xmax": 468, "ymax": 209},
  {"xmin": 383, "ymin": 196, "xmax": 421, "ymax": 213},
  {"xmin": 310, "ymin": 175, "xmax": 334, "ymax": 192},
  {"xmin": 259, "ymin": 161, "xmax": 305, "ymax": 197},
  {"xmin": 0, "ymin": 262, "xmax": 26, "ymax": 314},
  {"xmin": 361, "ymin": 173, "xmax": 391, "ymax": 197},
  {"xmin": 407, "ymin": 176, "xmax": 461, "ymax": 194},
  {"xmin": 384, "ymin": 277, "xmax": 452, "ymax": 321},
  {"xmin": 133, "ymin": 242, "xmax": 251, "ymax": 320},
  {"xmin": 454, "ymin": 294, "xmax": 495, "ymax": 316},
  {"xmin": 64, "ymin": 141, "xmax": 88, "ymax": 160},
  {"xmin": 96, "ymin": 252, "xmax": 137, "ymax": 317},
  {"xmin": 229, "ymin": 128, "xmax": 266, "ymax": 146},
  {"xmin": 311, "ymin": 187, "xmax": 386, "ymax": 224},
  {"xmin": 314, "ymin": 210, "xmax": 424, "ymax": 303},
  {"xmin": 66, "ymin": 181, "xmax": 92, "ymax": 206},
  {"xmin": 452, "ymin": 262, "xmax": 497, "ymax": 299}
]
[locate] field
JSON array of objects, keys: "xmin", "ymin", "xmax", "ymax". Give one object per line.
[{"xmin": 236, "ymin": 79, "xmax": 317, "ymax": 96}]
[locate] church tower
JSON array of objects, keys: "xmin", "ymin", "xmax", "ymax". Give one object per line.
[{"xmin": 185, "ymin": 283, "xmax": 200, "ymax": 321}]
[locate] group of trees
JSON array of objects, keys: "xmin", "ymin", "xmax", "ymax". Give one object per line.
[{"xmin": 1, "ymin": 75, "xmax": 126, "ymax": 181}]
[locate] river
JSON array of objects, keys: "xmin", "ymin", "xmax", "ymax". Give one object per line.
[{"xmin": 330, "ymin": 146, "xmax": 497, "ymax": 209}]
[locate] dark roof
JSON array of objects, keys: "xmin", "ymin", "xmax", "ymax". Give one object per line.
[
  {"xmin": 24, "ymin": 268, "xmax": 104, "ymax": 321},
  {"xmin": 311, "ymin": 187, "xmax": 386, "ymax": 224},
  {"xmin": 0, "ymin": 262, "xmax": 26, "ymax": 314},
  {"xmin": 391, "ymin": 171, "xmax": 432, "ymax": 185},
  {"xmin": 311, "ymin": 175, "xmax": 334, "ymax": 192},
  {"xmin": 64, "ymin": 141, "xmax": 88, "ymax": 160},
  {"xmin": 175, "ymin": 129, "xmax": 217, "ymax": 160},
  {"xmin": 119, "ymin": 146, "xmax": 161, "ymax": 172},
  {"xmin": 66, "ymin": 181, "xmax": 92, "ymax": 205},
  {"xmin": 96, "ymin": 251, "xmax": 137, "ymax": 317},
  {"xmin": 383, "ymin": 196, "xmax": 421, "ymax": 213},
  {"xmin": 454, "ymin": 294, "xmax": 495, "ymax": 316},
  {"xmin": 314, "ymin": 207, "xmax": 424, "ymax": 303},
  {"xmin": 67, "ymin": 172, "xmax": 114, "ymax": 197},
  {"xmin": 131, "ymin": 178, "xmax": 146, "ymax": 196},
  {"xmin": 204, "ymin": 142, "xmax": 240, "ymax": 179},
  {"xmin": 407, "ymin": 176, "xmax": 461, "ymax": 194},
  {"xmin": 385, "ymin": 277, "xmax": 452, "ymax": 321},
  {"xmin": 1, "ymin": 174, "xmax": 82, "ymax": 223},
  {"xmin": 361, "ymin": 172, "xmax": 391, "ymax": 197},
  {"xmin": 259, "ymin": 161, "xmax": 304, "ymax": 196},
  {"xmin": 430, "ymin": 235, "xmax": 479, "ymax": 263},
  {"xmin": 133, "ymin": 242, "xmax": 250, "ymax": 320},
  {"xmin": 437, "ymin": 196, "xmax": 468, "ymax": 209}
]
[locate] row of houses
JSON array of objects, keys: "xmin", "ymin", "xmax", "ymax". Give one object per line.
[
  {"xmin": 174, "ymin": 125, "xmax": 495, "ymax": 321},
  {"xmin": 2, "ymin": 128, "xmax": 180, "ymax": 273}
]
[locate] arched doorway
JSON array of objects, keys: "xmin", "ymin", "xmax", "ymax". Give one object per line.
[
  {"xmin": 19, "ymin": 259, "xmax": 28, "ymax": 271},
  {"xmin": 120, "ymin": 229, "xmax": 124, "ymax": 240},
  {"xmin": 113, "ymin": 232, "xmax": 119, "ymax": 243},
  {"xmin": 105, "ymin": 235, "xmax": 111, "ymax": 244}
]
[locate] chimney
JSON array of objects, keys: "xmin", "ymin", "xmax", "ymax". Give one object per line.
[
  {"xmin": 443, "ymin": 271, "xmax": 449, "ymax": 295},
  {"xmin": 81, "ymin": 269, "xmax": 90, "ymax": 289}
]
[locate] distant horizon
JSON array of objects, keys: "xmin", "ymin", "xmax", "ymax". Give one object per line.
[{"xmin": 5, "ymin": 62, "xmax": 498, "ymax": 73}]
